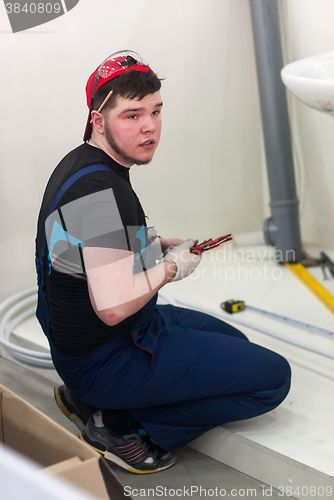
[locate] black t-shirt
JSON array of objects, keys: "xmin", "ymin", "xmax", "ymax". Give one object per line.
[{"xmin": 36, "ymin": 143, "xmax": 155, "ymax": 355}]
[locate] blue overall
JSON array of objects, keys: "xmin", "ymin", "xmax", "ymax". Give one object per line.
[
  {"xmin": 36, "ymin": 163, "xmax": 291, "ymax": 452},
  {"xmin": 49, "ymin": 297, "xmax": 291, "ymax": 451}
]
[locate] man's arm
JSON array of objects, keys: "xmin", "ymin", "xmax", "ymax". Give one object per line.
[{"xmin": 83, "ymin": 247, "xmax": 176, "ymax": 326}]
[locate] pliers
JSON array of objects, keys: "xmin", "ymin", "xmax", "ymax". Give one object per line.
[{"xmin": 190, "ymin": 234, "xmax": 233, "ymax": 255}]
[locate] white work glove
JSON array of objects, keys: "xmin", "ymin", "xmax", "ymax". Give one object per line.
[{"xmin": 163, "ymin": 239, "xmax": 201, "ymax": 282}]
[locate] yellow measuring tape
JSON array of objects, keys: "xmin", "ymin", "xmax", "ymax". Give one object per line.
[{"xmin": 285, "ymin": 262, "xmax": 334, "ymax": 315}]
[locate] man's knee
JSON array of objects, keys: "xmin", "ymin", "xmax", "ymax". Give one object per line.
[
  {"xmin": 277, "ymin": 354, "xmax": 291, "ymax": 387},
  {"xmin": 269, "ymin": 354, "xmax": 291, "ymax": 407}
]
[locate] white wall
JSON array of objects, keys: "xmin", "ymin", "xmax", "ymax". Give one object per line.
[
  {"xmin": 0, "ymin": 0, "xmax": 333, "ymax": 300},
  {"xmin": 278, "ymin": 0, "xmax": 334, "ymax": 250}
]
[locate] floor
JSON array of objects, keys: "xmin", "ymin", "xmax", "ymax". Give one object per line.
[
  {"xmin": 0, "ymin": 357, "xmax": 284, "ymax": 499},
  {"xmin": 1, "ymin": 243, "xmax": 334, "ymax": 499}
]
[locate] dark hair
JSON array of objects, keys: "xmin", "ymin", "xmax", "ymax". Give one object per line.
[{"xmin": 92, "ymin": 70, "xmax": 163, "ymax": 115}]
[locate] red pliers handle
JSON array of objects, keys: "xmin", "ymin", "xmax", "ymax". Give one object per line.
[{"xmin": 190, "ymin": 234, "xmax": 233, "ymax": 255}]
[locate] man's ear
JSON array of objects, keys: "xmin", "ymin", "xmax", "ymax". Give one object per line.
[{"xmin": 91, "ymin": 110, "xmax": 105, "ymax": 136}]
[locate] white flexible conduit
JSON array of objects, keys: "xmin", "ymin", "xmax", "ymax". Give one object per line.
[
  {"xmin": 0, "ymin": 288, "xmax": 333, "ymax": 370},
  {"xmin": 0, "ymin": 287, "xmax": 53, "ymax": 369}
]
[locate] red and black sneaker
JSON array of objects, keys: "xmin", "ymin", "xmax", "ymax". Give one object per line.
[{"xmin": 79, "ymin": 411, "xmax": 177, "ymax": 474}]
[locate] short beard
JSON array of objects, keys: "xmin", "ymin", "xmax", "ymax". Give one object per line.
[{"xmin": 104, "ymin": 122, "xmax": 152, "ymax": 166}]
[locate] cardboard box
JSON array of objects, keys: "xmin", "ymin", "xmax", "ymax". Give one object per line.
[{"xmin": 0, "ymin": 384, "xmax": 129, "ymax": 499}]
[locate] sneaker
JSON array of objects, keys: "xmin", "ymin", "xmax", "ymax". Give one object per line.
[
  {"xmin": 79, "ymin": 411, "xmax": 177, "ymax": 474},
  {"xmin": 54, "ymin": 385, "xmax": 97, "ymax": 431}
]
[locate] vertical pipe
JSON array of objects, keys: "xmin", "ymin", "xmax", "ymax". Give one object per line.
[{"xmin": 249, "ymin": 0, "xmax": 303, "ymax": 262}]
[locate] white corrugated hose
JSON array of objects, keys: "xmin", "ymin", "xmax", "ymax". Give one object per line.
[{"xmin": 0, "ymin": 288, "xmax": 333, "ymax": 370}]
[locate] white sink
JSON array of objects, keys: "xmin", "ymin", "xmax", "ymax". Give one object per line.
[{"xmin": 281, "ymin": 51, "xmax": 334, "ymax": 116}]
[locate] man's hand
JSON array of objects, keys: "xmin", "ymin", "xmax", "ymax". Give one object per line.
[
  {"xmin": 163, "ymin": 239, "xmax": 201, "ymax": 282},
  {"xmin": 158, "ymin": 238, "xmax": 185, "ymax": 253}
]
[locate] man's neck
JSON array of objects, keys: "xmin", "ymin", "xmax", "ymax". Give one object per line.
[{"xmin": 89, "ymin": 134, "xmax": 132, "ymax": 169}]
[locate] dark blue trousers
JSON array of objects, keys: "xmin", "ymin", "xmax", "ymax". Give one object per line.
[{"xmin": 51, "ymin": 302, "xmax": 291, "ymax": 451}]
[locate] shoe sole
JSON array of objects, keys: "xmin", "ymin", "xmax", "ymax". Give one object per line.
[
  {"xmin": 78, "ymin": 431, "xmax": 176, "ymax": 474},
  {"xmin": 54, "ymin": 386, "xmax": 86, "ymax": 431}
]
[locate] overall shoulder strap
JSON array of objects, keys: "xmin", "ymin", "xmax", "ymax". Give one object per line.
[
  {"xmin": 37, "ymin": 163, "xmax": 114, "ymax": 283},
  {"xmin": 46, "ymin": 163, "xmax": 113, "ymax": 218}
]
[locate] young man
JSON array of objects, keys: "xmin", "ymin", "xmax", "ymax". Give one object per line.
[{"xmin": 36, "ymin": 51, "xmax": 291, "ymax": 474}]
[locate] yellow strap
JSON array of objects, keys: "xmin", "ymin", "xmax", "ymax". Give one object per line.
[{"xmin": 285, "ymin": 262, "xmax": 334, "ymax": 315}]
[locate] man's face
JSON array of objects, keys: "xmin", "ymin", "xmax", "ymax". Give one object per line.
[{"xmin": 103, "ymin": 91, "xmax": 162, "ymax": 167}]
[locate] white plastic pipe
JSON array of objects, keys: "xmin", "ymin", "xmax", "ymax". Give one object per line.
[
  {"xmin": 0, "ymin": 287, "xmax": 53, "ymax": 368},
  {"xmin": 0, "ymin": 287, "xmax": 37, "ymax": 314},
  {"xmin": 0, "ymin": 288, "xmax": 333, "ymax": 371}
]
